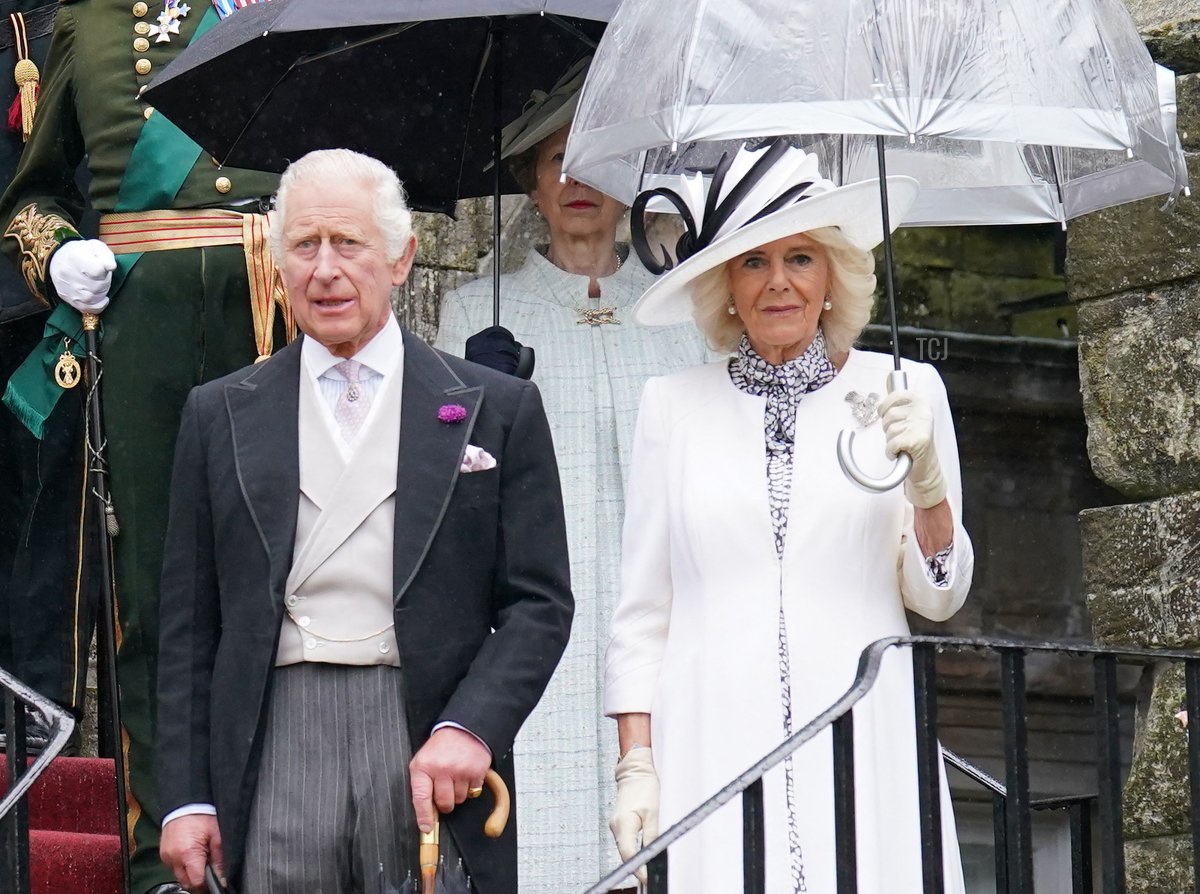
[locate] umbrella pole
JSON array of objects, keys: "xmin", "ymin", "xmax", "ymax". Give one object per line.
[
  {"xmin": 833, "ymin": 136, "xmax": 913, "ymax": 493},
  {"xmin": 491, "ymin": 22, "xmax": 505, "ymax": 328},
  {"xmin": 81, "ymin": 312, "xmax": 131, "ymax": 892},
  {"xmin": 874, "ymin": 135, "xmax": 902, "ymax": 372}
]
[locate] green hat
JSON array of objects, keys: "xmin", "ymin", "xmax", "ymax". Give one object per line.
[{"xmin": 500, "ymin": 56, "xmax": 591, "ymax": 159}]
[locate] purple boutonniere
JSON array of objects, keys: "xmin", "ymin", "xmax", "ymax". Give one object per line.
[{"xmin": 438, "ymin": 403, "xmax": 467, "ymax": 424}]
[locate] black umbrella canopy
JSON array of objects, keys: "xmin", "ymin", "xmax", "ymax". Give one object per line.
[{"xmin": 144, "ymin": 0, "xmax": 610, "ymax": 214}]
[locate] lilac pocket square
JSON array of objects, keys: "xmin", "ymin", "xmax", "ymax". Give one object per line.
[{"xmin": 460, "ymin": 444, "xmax": 497, "ymax": 473}]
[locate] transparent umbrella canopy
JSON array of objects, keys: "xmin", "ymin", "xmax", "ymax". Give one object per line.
[
  {"xmin": 575, "ymin": 63, "xmax": 1188, "ymax": 228},
  {"xmin": 564, "ymin": 0, "xmax": 1166, "ymax": 179},
  {"xmin": 563, "ymin": 0, "xmax": 1181, "ymax": 490}
]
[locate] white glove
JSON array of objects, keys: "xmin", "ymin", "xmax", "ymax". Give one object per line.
[
  {"xmin": 609, "ymin": 746, "xmax": 660, "ymax": 883},
  {"xmin": 49, "ymin": 239, "xmax": 117, "ymax": 313},
  {"xmin": 879, "ymin": 389, "xmax": 946, "ymax": 509}
]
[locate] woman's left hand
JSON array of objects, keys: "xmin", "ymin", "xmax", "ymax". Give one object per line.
[{"xmin": 879, "ymin": 389, "xmax": 947, "ymax": 509}]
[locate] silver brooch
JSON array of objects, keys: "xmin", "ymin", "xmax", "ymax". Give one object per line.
[{"xmin": 845, "ymin": 391, "xmax": 881, "ymax": 427}]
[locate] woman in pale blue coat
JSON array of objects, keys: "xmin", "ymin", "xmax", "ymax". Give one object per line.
[{"xmin": 435, "ymin": 59, "xmax": 710, "ymax": 894}]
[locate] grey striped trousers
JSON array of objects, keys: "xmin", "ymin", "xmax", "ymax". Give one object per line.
[{"xmin": 241, "ymin": 663, "xmax": 420, "ymax": 894}]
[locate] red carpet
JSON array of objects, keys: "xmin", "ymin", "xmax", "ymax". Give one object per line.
[{"xmin": 0, "ymin": 757, "xmax": 124, "ymax": 894}]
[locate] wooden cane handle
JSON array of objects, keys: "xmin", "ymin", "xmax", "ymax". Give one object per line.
[
  {"xmin": 482, "ymin": 768, "xmax": 510, "ymax": 838},
  {"xmin": 419, "ymin": 819, "xmax": 439, "ymax": 894}
]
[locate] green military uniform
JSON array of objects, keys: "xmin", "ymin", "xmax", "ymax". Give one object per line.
[
  {"xmin": 0, "ymin": 2, "xmax": 282, "ymax": 890},
  {"xmin": 0, "ymin": 1, "xmax": 95, "ymax": 749}
]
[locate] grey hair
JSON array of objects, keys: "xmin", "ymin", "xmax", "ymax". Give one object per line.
[
  {"xmin": 271, "ymin": 149, "xmax": 414, "ymax": 264},
  {"xmin": 689, "ymin": 226, "xmax": 877, "ymax": 357}
]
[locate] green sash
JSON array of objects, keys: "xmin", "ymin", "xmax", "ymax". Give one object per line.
[
  {"xmin": 2, "ymin": 6, "xmax": 221, "ymax": 437},
  {"xmin": 2, "ymin": 303, "xmax": 94, "ymax": 439}
]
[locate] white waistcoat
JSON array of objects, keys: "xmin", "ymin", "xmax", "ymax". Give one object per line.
[{"xmin": 275, "ymin": 364, "xmax": 402, "ymax": 667}]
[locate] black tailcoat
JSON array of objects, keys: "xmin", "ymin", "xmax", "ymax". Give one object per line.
[{"xmin": 156, "ymin": 330, "xmax": 573, "ymax": 893}]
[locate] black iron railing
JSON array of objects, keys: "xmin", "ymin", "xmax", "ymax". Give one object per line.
[
  {"xmin": 1, "ymin": 667, "xmax": 76, "ymax": 894},
  {"xmin": 585, "ymin": 636, "xmax": 1200, "ymax": 894},
  {"xmin": 941, "ymin": 747, "xmax": 1098, "ymax": 891}
]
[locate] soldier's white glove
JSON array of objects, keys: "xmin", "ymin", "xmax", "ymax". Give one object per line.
[
  {"xmin": 609, "ymin": 746, "xmax": 660, "ymax": 883},
  {"xmin": 50, "ymin": 239, "xmax": 117, "ymax": 313},
  {"xmin": 879, "ymin": 389, "xmax": 946, "ymax": 509}
]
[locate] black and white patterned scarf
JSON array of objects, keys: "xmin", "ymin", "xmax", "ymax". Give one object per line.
[{"xmin": 729, "ymin": 328, "xmax": 837, "ymax": 558}]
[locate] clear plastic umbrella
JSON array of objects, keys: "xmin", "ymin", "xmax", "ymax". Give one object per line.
[
  {"xmin": 575, "ymin": 63, "xmax": 1189, "ymax": 227},
  {"xmin": 563, "ymin": 0, "xmax": 1181, "ymax": 490},
  {"xmin": 565, "ymin": 0, "xmax": 1167, "ymax": 177}
]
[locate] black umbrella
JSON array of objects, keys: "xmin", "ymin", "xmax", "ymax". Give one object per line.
[
  {"xmin": 145, "ymin": 0, "xmax": 614, "ymax": 374},
  {"xmin": 143, "ymin": 0, "xmax": 610, "ymax": 216}
]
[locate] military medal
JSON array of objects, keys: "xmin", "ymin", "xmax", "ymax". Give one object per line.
[
  {"xmin": 54, "ymin": 340, "xmax": 81, "ymax": 389},
  {"xmin": 149, "ymin": 0, "xmax": 189, "ymax": 43}
]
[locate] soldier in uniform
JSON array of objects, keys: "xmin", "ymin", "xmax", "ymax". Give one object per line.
[
  {"xmin": 0, "ymin": 0, "xmax": 92, "ymax": 758},
  {"xmin": 0, "ymin": 2, "xmax": 287, "ymax": 892}
]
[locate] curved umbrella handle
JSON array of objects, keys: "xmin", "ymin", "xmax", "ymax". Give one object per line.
[
  {"xmin": 836, "ymin": 369, "xmax": 912, "ymax": 494},
  {"xmin": 481, "ymin": 768, "xmax": 511, "ymax": 838},
  {"xmin": 419, "ymin": 769, "xmax": 512, "ymax": 892}
]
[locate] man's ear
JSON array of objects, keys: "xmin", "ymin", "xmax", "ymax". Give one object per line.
[{"xmin": 391, "ymin": 235, "xmax": 418, "ymax": 287}]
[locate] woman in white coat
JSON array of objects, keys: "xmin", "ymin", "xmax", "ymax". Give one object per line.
[{"xmin": 605, "ymin": 140, "xmax": 974, "ymax": 893}]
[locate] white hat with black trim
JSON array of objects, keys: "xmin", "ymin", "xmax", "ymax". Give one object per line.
[{"xmin": 631, "ymin": 141, "xmax": 920, "ymax": 326}]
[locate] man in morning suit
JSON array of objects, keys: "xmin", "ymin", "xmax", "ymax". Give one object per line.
[{"xmin": 155, "ymin": 149, "xmax": 573, "ymax": 894}]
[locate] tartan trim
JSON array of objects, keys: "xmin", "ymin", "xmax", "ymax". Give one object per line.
[{"xmin": 4, "ymin": 203, "xmax": 80, "ymax": 304}]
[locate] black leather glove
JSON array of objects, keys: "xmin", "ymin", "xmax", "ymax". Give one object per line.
[
  {"xmin": 465, "ymin": 325, "xmax": 535, "ymax": 380},
  {"xmin": 465, "ymin": 325, "xmax": 520, "ymax": 375}
]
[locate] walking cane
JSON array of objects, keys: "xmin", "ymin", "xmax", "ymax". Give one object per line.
[
  {"xmin": 418, "ymin": 769, "xmax": 510, "ymax": 894},
  {"xmin": 81, "ymin": 311, "xmax": 132, "ymax": 891}
]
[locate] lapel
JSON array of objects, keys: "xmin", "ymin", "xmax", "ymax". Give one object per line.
[
  {"xmin": 286, "ymin": 366, "xmax": 402, "ymax": 594},
  {"xmin": 393, "ymin": 330, "xmax": 482, "ymax": 601},
  {"xmin": 224, "ymin": 340, "xmax": 302, "ymax": 608}
]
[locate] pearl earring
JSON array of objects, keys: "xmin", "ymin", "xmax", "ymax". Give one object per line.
[
  {"xmin": 823, "ymin": 296, "xmax": 833, "ymax": 311},
  {"xmin": 726, "ymin": 299, "xmax": 737, "ymax": 316}
]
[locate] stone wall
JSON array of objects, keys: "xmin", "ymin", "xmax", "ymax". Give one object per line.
[
  {"xmin": 890, "ymin": 225, "xmax": 1069, "ymax": 338},
  {"xmin": 394, "ymin": 195, "xmax": 548, "ymax": 344},
  {"xmin": 1072, "ymin": 3, "xmax": 1200, "ymax": 888}
]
